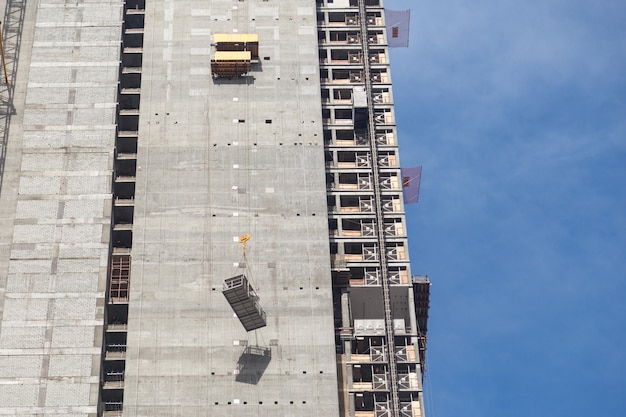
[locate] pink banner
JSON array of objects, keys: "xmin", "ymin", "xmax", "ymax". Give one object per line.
[
  {"xmin": 385, "ymin": 9, "xmax": 411, "ymax": 48},
  {"xmin": 401, "ymin": 166, "xmax": 422, "ymax": 204}
]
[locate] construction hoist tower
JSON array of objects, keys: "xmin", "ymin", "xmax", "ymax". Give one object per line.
[{"xmin": 222, "ymin": 234, "xmax": 267, "ymax": 332}]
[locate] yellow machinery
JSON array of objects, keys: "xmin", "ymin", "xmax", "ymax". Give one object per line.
[
  {"xmin": 210, "ymin": 51, "xmax": 252, "ymax": 78},
  {"xmin": 213, "ymin": 33, "xmax": 259, "ymax": 59},
  {"xmin": 210, "ymin": 33, "xmax": 258, "ymax": 78}
]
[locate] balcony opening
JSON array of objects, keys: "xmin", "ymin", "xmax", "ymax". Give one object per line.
[
  {"xmin": 113, "ymin": 180, "xmax": 135, "ymax": 200},
  {"xmin": 334, "ymin": 109, "xmax": 353, "ymax": 124},
  {"xmin": 102, "ymin": 359, "xmax": 125, "ymax": 389},
  {"xmin": 115, "ymin": 157, "xmax": 136, "ymax": 178},
  {"xmin": 333, "ymin": 88, "xmax": 353, "ymax": 102},
  {"xmin": 117, "ymin": 114, "xmax": 139, "ymax": 131},
  {"xmin": 106, "ymin": 303, "xmax": 128, "ymax": 327},
  {"xmin": 105, "ymin": 332, "xmax": 127, "ymax": 358},
  {"xmin": 337, "ymin": 173, "xmax": 358, "ymax": 189},
  {"xmin": 113, "ymin": 204, "xmax": 134, "ymax": 226}
]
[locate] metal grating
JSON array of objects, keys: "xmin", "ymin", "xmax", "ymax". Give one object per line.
[
  {"xmin": 222, "ymin": 274, "xmax": 267, "ymax": 332},
  {"xmin": 109, "ymin": 254, "xmax": 130, "ymax": 302}
]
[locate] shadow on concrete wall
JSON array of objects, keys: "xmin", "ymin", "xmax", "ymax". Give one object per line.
[
  {"xmin": 235, "ymin": 345, "xmax": 272, "ymax": 385},
  {"xmin": 212, "ymin": 75, "xmax": 256, "ymax": 86}
]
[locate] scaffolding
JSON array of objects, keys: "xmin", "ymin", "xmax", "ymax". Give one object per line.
[
  {"xmin": 213, "ymin": 33, "xmax": 259, "ymax": 58},
  {"xmin": 320, "ymin": 1, "xmax": 429, "ymax": 416},
  {"xmin": 210, "ymin": 51, "xmax": 252, "ymax": 78},
  {"xmin": 0, "ymin": 0, "xmax": 26, "ymax": 195}
]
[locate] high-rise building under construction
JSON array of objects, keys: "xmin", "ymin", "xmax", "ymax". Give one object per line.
[{"xmin": 0, "ymin": 0, "xmax": 430, "ymax": 416}]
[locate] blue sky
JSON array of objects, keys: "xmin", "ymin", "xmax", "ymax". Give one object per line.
[{"xmin": 387, "ymin": 1, "xmax": 626, "ymax": 416}]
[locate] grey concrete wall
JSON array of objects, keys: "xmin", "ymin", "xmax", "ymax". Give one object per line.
[
  {"xmin": 123, "ymin": 1, "xmax": 339, "ymax": 416},
  {"xmin": 0, "ymin": 1, "xmax": 123, "ymax": 415}
]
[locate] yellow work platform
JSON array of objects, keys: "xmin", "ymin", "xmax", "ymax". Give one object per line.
[
  {"xmin": 213, "ymin": 33, "xmax": 259, "ymax": 59},
  {"xmin": 210, "ymin": 51, "xmax": 252, "ymax": 78}
]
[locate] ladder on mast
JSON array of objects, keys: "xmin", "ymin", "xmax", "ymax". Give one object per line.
[{"xmin": 357, "ymin": 1, "xmax": 401, "ymax": 416}]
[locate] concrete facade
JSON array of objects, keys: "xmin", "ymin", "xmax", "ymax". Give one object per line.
[
  {"xmin": 0, "ymin": 1, "xmax": 429, "ymax": 417},
  {"xmin": 0, "ymin": 0, "xmax": 123, "ymax": 415},
  {"xmin": 122, "ymin": 0, "xmax": 338, "ymax": 416}
]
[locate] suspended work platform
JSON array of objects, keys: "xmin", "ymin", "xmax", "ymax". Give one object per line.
[
  {"xmin": 210, "ymin": 51, "xmax": 252, "ymax": 78},
  {"xmin": 213, "ymin": 33, "xmax": 259, "ymax": 59},
  {"xmin": 223, "ymin": 274, "xmax": 267, "ymax": 332}
]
